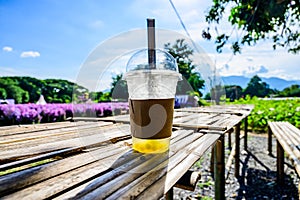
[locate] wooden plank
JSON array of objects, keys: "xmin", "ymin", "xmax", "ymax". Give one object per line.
[
  {"xmin": 234, "ymin": 123, "xmax": 241, "ymax": 178},
  {"xmin": 175, "ymin": 107, "xmax": 245, "ymax": 116},
  {"xmin": 99, "ymin": 115, "xmax": 130, "ymax": 123},
  {"xmin": 0, "ymin": 123, "xmax": 128, "ymax": 151},
  {"xmin": 176, "ymin": 104, "xmax": 254, "ymax": 116},
  {"xmin": 0, "ymin": 121, "xmax": 110, "ymax": 137},
  {"xmin": 101, "ymin": 132, "xmax": 220, "ymax": 200},
  {"xmin": 269, "ymin": 122, "xmax": 300, "ymax": 176},
  {"xmin": 1, "ymin": 142, "xmax": 143, "ymax": 200},
  {"xmin": 1, "ymin": 123, "xmax": 119, "ymax": 150},
  {"xmin": 173, "ymin": 113, "xmax": 217, "ymax": 124},
  {"xmin": 100, "ymin": 112, "xmax": 220, "ymax": 125},
  {"xmin": 1, "ymin": 149, "xmax": 129, "ymax": 199},
  {"xmin": 0, "ymin": 147, "xmax": 83, "ymax": 171},
  {"xmin": 71, "ymin": 152, "xmax": 170, "ymax": 199},
  {"xmin": 225, "ymin": 134, "xmax": 243, "ymax": 179},
  {"xmin": 299, "ymin": 183, "xmax": 300, "ymax": 199},
  {"xmin": 0, "ymin": 126, "xmax": 187, "ymax": 164},
  {"xmin": 271, "ymin": 122, "xmax": 300, "ymax": 160},
  {"xmin": 283, "ymin": 122, "xmax": 300, "ymax": 155},
  {"xmin": 72, "ymin": 117, "xmax": 108, "ymax": 121},
  {"xmin": 0, "ymin": 124, "xmax": 130, "ymax": 162},
  {"xmin": 173, "ymin": 111, "xmax": 193, "ymax": 118},
  {"xmin": 21, "ymin": 130, "xmax": 192, "ymax": 199},
  {"xmin": 277, "ymin": 140, "xmax": 285, "ymax": 185},
  {"xmin": 169, "ymin": 130, "xmax": 194, "ymax": 144},
  {"xmin": 215, "ymin": 115, "xmax": 244, "ymax": 130},
  {"xmin": 165, "ymin": 187, "xmax": 174, "ymax": 200},
  {"xmin": 228, "ymin": 128, "xmax": 233, "ymax": 150},
  {"xmin": 173, "ymin": 113, "xmax": 227, "ymax": 130},
  {"xmin": 98, "ymin": 106, "xmax": 253, "ymax": 131},
  {"xmin": 210, "ymin": 147, "xmax": 214, "ymax": 178},
  {"xmin": 0, "ymin": 121, "xmax": 112, "ymax": 145},
  {"xmin": 0, "ymin": 142, "xmax": 131, "ymax": 198},
  {"xmin": 285, "ymin": 122, "xmax": 300, "ymax": 144},
  {"xmin": 214, "ymin": 135, "xmax": 225, "ymax": 200},
  {"xmin": 0, "ymin": 121, "xmax": 74, "ymax": 136},
  {"xmin": 174, "ymin": 170, "xmax": 201, "ymax": 191},
  {"xmin": 244, "ymin": 116, "xmax": 248, "ymax": 151},
  {"xmin": 1, "ymin": 121, "xmax": 111, "ymax": 139},
  {"xmin": 54, "ymin": 130, "xmax": 197, "ymax": 199},
  {"xmin": 1, "ymin": 123, "xmax": 127, "ymax": 145},
  {"xmin": 174, "ymin": 112, "xmax": 244, "ymax": 132},
  {"xmin": 196, "ymin": 114, "xmax": 224, "ymax": 125},
  {"xmin": 268, "ymin": 124, "xmax": 273, "ymax": 155},
  {"xmin": 277, "ymin": 122, "xmax": 297, "ymax": 146},
  {"xmin": 134, "ymin": 132, "xmax": 221, "ymax": 200},
  {"xmin": 225, "ymin": 143, "xmax": 236, "ymax": 179},
  {"xmin": 211, "ymin": 114, "xmax": 234, "ymax": 127},
  {"xmin": 98, "ymin": 106, "xmax": 254, "ymax": 131},
  {"xmin": 0, "ymin": 106, "xmax": 254, "ymax": 199},
  {"xmin": 173, "ymin": 123, "xmax": 226, "ymax": 131}
]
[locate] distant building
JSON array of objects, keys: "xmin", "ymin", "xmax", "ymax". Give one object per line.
[
  {"xmin": 0, "ymin": 99, "xmax": 15, "ymax": 104},
  {"xmin": 36, "ymin": 95, "xmax": 47, "ymax": 105}
]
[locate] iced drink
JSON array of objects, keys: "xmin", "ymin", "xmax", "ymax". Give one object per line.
[{"xmin": 124, "ymin": 49, "xmax": 181, "ymax": 153}]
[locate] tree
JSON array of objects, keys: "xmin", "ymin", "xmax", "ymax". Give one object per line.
[
  {"xmin": 5, "ymin": 85, "xmax": 27, "ymax": 104},
  {"xmin": 0, "ymin": 78, "xmax": 29, "ymax": 103},
  {"xmin": 19, "ymin": 77, "xmax": 44, "ymax": 102},
  {"xmin": 89, "ymin": 91, "xmax": 103, "ymax": 102},
  {"xmin": 110, "ymin": 74, "xmax": 128, "ymax": 101},
  {"xmin": 0, "ymin": 88, "xmax": 7, "ymax": 99},
  {"xmin": 279, "ymin": 84, "xmax": 300, "ymax": 97},
  {"xmin": 0, "ymin": 76, "xmax": 89, "ymax": 103},
  {"xmin": 225, "ymin": 85, "xmax": 243, "ymax": 101},
  {"xmin": 164, "ymin": 39, "xmax": 205, "ymax": 97},
  {"xmin": 44, "ymin": 79, "xmax": 88, "ymax": 103},
  {"xmin": 203, "ymin": 0, "xmax": 300, "ymax": 54},
  {"xmin": 243, "ymin": 75, "xmax": 274, "ymax": 97}
]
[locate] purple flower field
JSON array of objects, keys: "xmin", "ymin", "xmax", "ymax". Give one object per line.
[{"xmin": 0, "ymin": 102, "xmax": 129, "ymax": 126}]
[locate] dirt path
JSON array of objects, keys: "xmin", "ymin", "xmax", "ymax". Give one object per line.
[{"xmin": 174, "ymin": 132, "xmax": 300, "ymax": 199}]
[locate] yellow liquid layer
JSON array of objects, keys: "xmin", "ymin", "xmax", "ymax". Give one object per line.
[{"xmin": 132, "ymin": 137, "xmax": 170, "ymax": 153}]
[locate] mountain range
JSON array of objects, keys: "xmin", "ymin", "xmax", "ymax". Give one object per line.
[
  {"xmin": 101, "ymin": 75, "xmax": 299, "ymax": 94},
  {"xmin": 221, "ymin": 76, "xmax": 300, "ymax": 91}
]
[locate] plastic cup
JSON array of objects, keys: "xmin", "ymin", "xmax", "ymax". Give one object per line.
[{"xmin": 124, "ymin": 49, "xmax": 181, "ymax": 153}]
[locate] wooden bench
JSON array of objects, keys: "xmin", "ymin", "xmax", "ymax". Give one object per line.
[
  {"xmin": 268, "ymin": 121, "xmax": 300, "ymax": 192},
  {"xmin": 0, "ymin": 121, "xmax": 221, "ymax": 199},
  {"xmin": 0, "ymin": 105, "xmax": 253, "ymax": 200}
]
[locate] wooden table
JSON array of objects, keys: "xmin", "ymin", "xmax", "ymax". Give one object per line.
[{"xmin": 0, "ymin": 104, "xmax": 253, "ymax": 200}]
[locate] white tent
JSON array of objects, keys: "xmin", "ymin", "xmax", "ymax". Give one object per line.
[{"xmin": 36, "ymin": 94, "xmax": 47, "ymax": 105}]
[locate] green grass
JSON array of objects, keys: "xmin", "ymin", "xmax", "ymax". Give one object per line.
[
  {"xmin": 200, "ymin": 197, "xmax": 213, "ymax": 200},
  {"xmin": 194, "ymin": 157, "xmax": 205, "ymax": 168},
  {"xmin": 230, "ymin": 96, "xmax": 300, "ymax": 133},
  {"xmin": 197, "ymin": 180, "xmax": 213, "ymax": 189}
]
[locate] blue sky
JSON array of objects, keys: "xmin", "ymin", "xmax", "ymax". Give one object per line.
[{"xmin": 1, "ymin": 0, "xmax": 299, "ymax": 91}]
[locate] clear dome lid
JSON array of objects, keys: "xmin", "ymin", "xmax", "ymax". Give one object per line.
[{"xmin": 126, "ymin": 49, "xmax": 179, "ymax": 72}]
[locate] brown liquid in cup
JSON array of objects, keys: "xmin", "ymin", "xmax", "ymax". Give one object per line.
[{"xmin": 129, "ymin": 98, "xmax": 174, "ymax": 139}]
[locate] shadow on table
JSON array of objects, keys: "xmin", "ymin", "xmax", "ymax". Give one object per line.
[
  {"xmin": 71, "ymin": 149, "xmax": 170, "ymax": 199},
  {"xmin": 236, "ymin": 150, "xmax": 299, "ymax": 199}
]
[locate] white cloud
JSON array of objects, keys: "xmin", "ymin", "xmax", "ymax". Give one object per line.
[
  {"xmin": 241, "ymin": 65, "xmax": 267, "ymax": 77},
  {"xmin": 210, "ymin": 43, "xmax": 300, "ymax": 81},
  {"xmin": 3, "ymin": 46, "xmax": 13, "ymax": 52},
  {"xmin": 246, "ymin": 57, "xmax": 253, "ymax": 62},
  {"xmin": 0, "ymin": 66, "xmax": 30, "ymax": 77},
  {"xmin": 20, "ymin": 51, "xmax": 40, "ymax": 58},
  {"xmin": 257, "ymin": 65, "xmax": 268, "ymax": 73},
  {"xmin": 89, "ymin": 20, "xmax": 104, "ymax": 29}
]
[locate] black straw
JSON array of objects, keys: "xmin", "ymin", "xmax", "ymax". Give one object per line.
[{"xmin": 147, "ymin": 18, "xmax": 156, "ymax": 69}]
